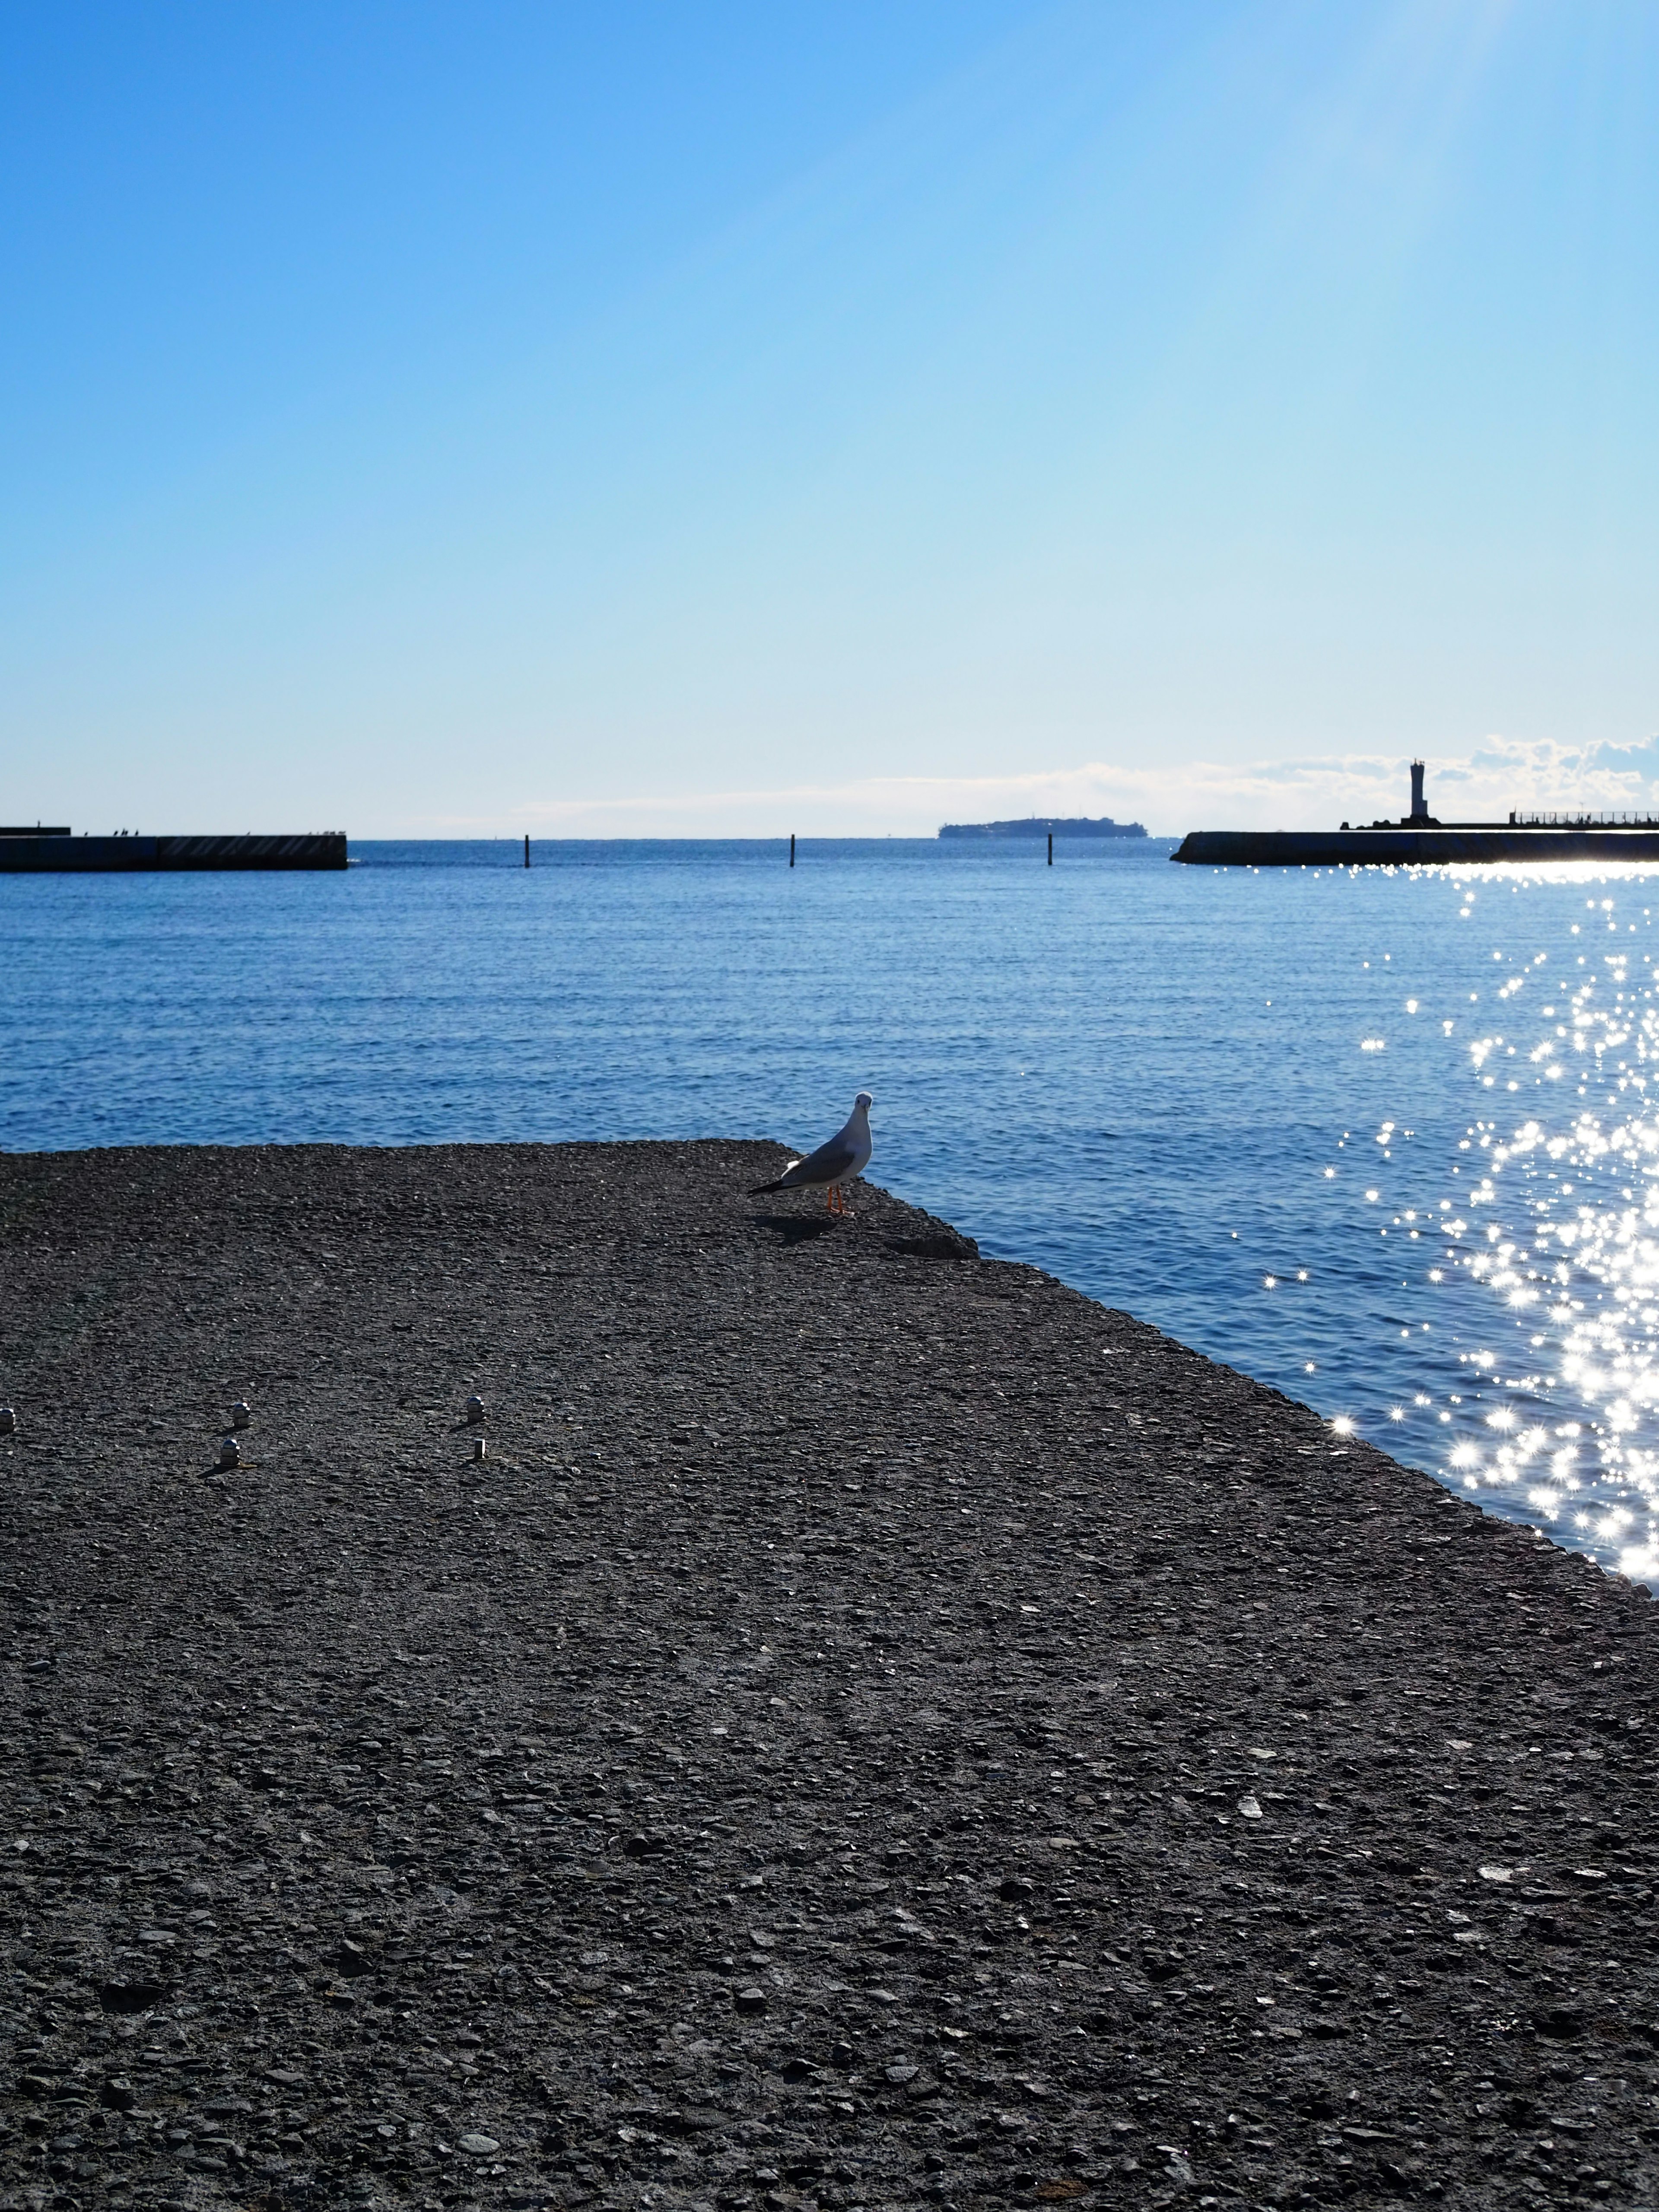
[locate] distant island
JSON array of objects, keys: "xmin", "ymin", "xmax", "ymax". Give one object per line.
[{"xmin": 938, "ymin": 814, "xmax": 1147, "ymax": 840}]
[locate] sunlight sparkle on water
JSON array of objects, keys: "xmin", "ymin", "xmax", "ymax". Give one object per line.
[{"xmin": 1336, "ymin": 866, "xmax": 1659, "ymax": 1584}]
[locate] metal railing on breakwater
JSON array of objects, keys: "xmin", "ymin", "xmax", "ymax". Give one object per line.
[{"xmin": 1512, "ymin": 811, "xmax": 1659, "ymax": 829}]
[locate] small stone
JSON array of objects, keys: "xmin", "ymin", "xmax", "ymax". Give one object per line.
[
  {"xmin": 998, "ymin": 1877, "xmax": 1034, "ymax": 1903},
  {"xmin": 734, "ymin": 1986, "xmax": 768, "ymax": 2014},
  {"xmin": 99, "ymin": 2078, "xmax": 136, "ymax": 2111},
  {"xmin": 459, "ymin": 2131, "xmax": 501, "ymax": 2154},
  {"xmin": 885, "ymin": 2063, "xmax": 920, "ymax": 2084},
  {"xmin": 1238, "ymin": 1795, "xmax": 1263, "ymax": 1819}
]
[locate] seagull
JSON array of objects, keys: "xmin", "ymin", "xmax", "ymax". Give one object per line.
[{"xmin": 749, "ymin": 1092, "xmax": 874, "ymax": 1217}]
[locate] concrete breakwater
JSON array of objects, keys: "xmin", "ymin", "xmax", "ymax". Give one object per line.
[
  {"xmin": 1175, "ymin": 826, "xmax": 1659, "ymax": 866},
  {"xmin": 0, "ymin": 832, "xmax": 347, "ymax": 872},
  {"xmin": 2, "ymin": 1141, "xmax": 1656, "ymax": 2209}
]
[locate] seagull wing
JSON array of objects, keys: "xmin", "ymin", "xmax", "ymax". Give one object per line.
[{"xmin": 749, "ymin": 1132, "xmax": 860, "ymax": 1195}]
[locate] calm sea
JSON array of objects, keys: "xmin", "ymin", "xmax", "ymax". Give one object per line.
[{"xmin": 5, "ymin": 835, "xmax": 1658, "ymax": 1581}]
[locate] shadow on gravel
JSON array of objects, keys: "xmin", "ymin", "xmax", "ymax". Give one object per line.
[
  {"xmin": 749, "ymin": 1208, "xmax": 979, "ymax": 1259},
  {"xmin": 750, "ymin": 1210, "xmax": 842, "ymax": 1245}
]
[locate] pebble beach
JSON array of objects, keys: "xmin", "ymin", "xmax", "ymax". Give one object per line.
[{"xmin": 2, "ymin": 1139, "xmax": 1657, "ymax": 2210}]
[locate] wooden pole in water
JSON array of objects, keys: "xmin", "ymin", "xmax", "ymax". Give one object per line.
[
  {"xmin": 790, "ymin": 833, "xmax": 796, "ymax": 868},
  {"xmin": 1047, "ymin": 831, "xmax": 1053, "ymax": 866},
  {"xmin": 524, "ymin": 834, "xmax": 530, "ymax": 868}
]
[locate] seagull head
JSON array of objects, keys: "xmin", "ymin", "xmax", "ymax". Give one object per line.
[{"xmin": 854, "ymin": 1091, "xmax": 874, "ymax": 1112}]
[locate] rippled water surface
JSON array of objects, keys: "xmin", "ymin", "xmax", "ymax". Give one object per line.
[{"xmin": 6, "ymin": 837, "xmax": 1659, "ymax": 1578}]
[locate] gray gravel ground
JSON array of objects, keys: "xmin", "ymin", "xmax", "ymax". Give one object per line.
[{"xmin": 2, "ymin": 1140, "xmax": 1658, "ymax": 2212}]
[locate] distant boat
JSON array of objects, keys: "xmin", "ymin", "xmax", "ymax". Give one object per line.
[{"xmin": 938, "ymin": 815, "xmax": 1147, "ymax": 840}]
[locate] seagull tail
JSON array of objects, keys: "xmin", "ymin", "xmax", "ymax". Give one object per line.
[{"xmin": 748, "ymin": 1176, "xmax": 791, "ymax": 1195}]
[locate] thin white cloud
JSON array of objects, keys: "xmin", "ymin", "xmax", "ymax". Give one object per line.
[{"xmin": 413, "ymin": 732, "xmax": 1659, "ymax": 839}]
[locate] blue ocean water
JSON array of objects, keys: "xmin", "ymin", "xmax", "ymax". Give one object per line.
[{"xmin": 5, "ymin": 835, "xmax": 1659, "ymax": 1579}]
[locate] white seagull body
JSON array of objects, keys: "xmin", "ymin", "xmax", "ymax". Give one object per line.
[{"xmin": 749, "ymin": 1092, "xmax": 874, "ymax": 1216}]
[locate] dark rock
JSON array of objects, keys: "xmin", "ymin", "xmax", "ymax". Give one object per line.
[
  {"xmin": 97, "ymin": 1980, "xmax": 168, "ymax": 2015},
  {"xmin": 99, "ymin": 2078, "xmax": 136, "ymax": 2111},
  {"xmin": 734, "ymin": 1986, "xmax": 768, "ymax": 2014},
  {"xmin": 998, "ymin": 1878, "xmax": 1035, "ymax": 1904},
  {"xmin": 887, "ymin": 1219, "xmax": 979, "ymax": 1262}
]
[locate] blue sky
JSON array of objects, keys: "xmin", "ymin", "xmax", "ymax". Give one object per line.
[{"xmin": 3, "ymin": 1, "xmax": 1656, "ymax": 835}]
